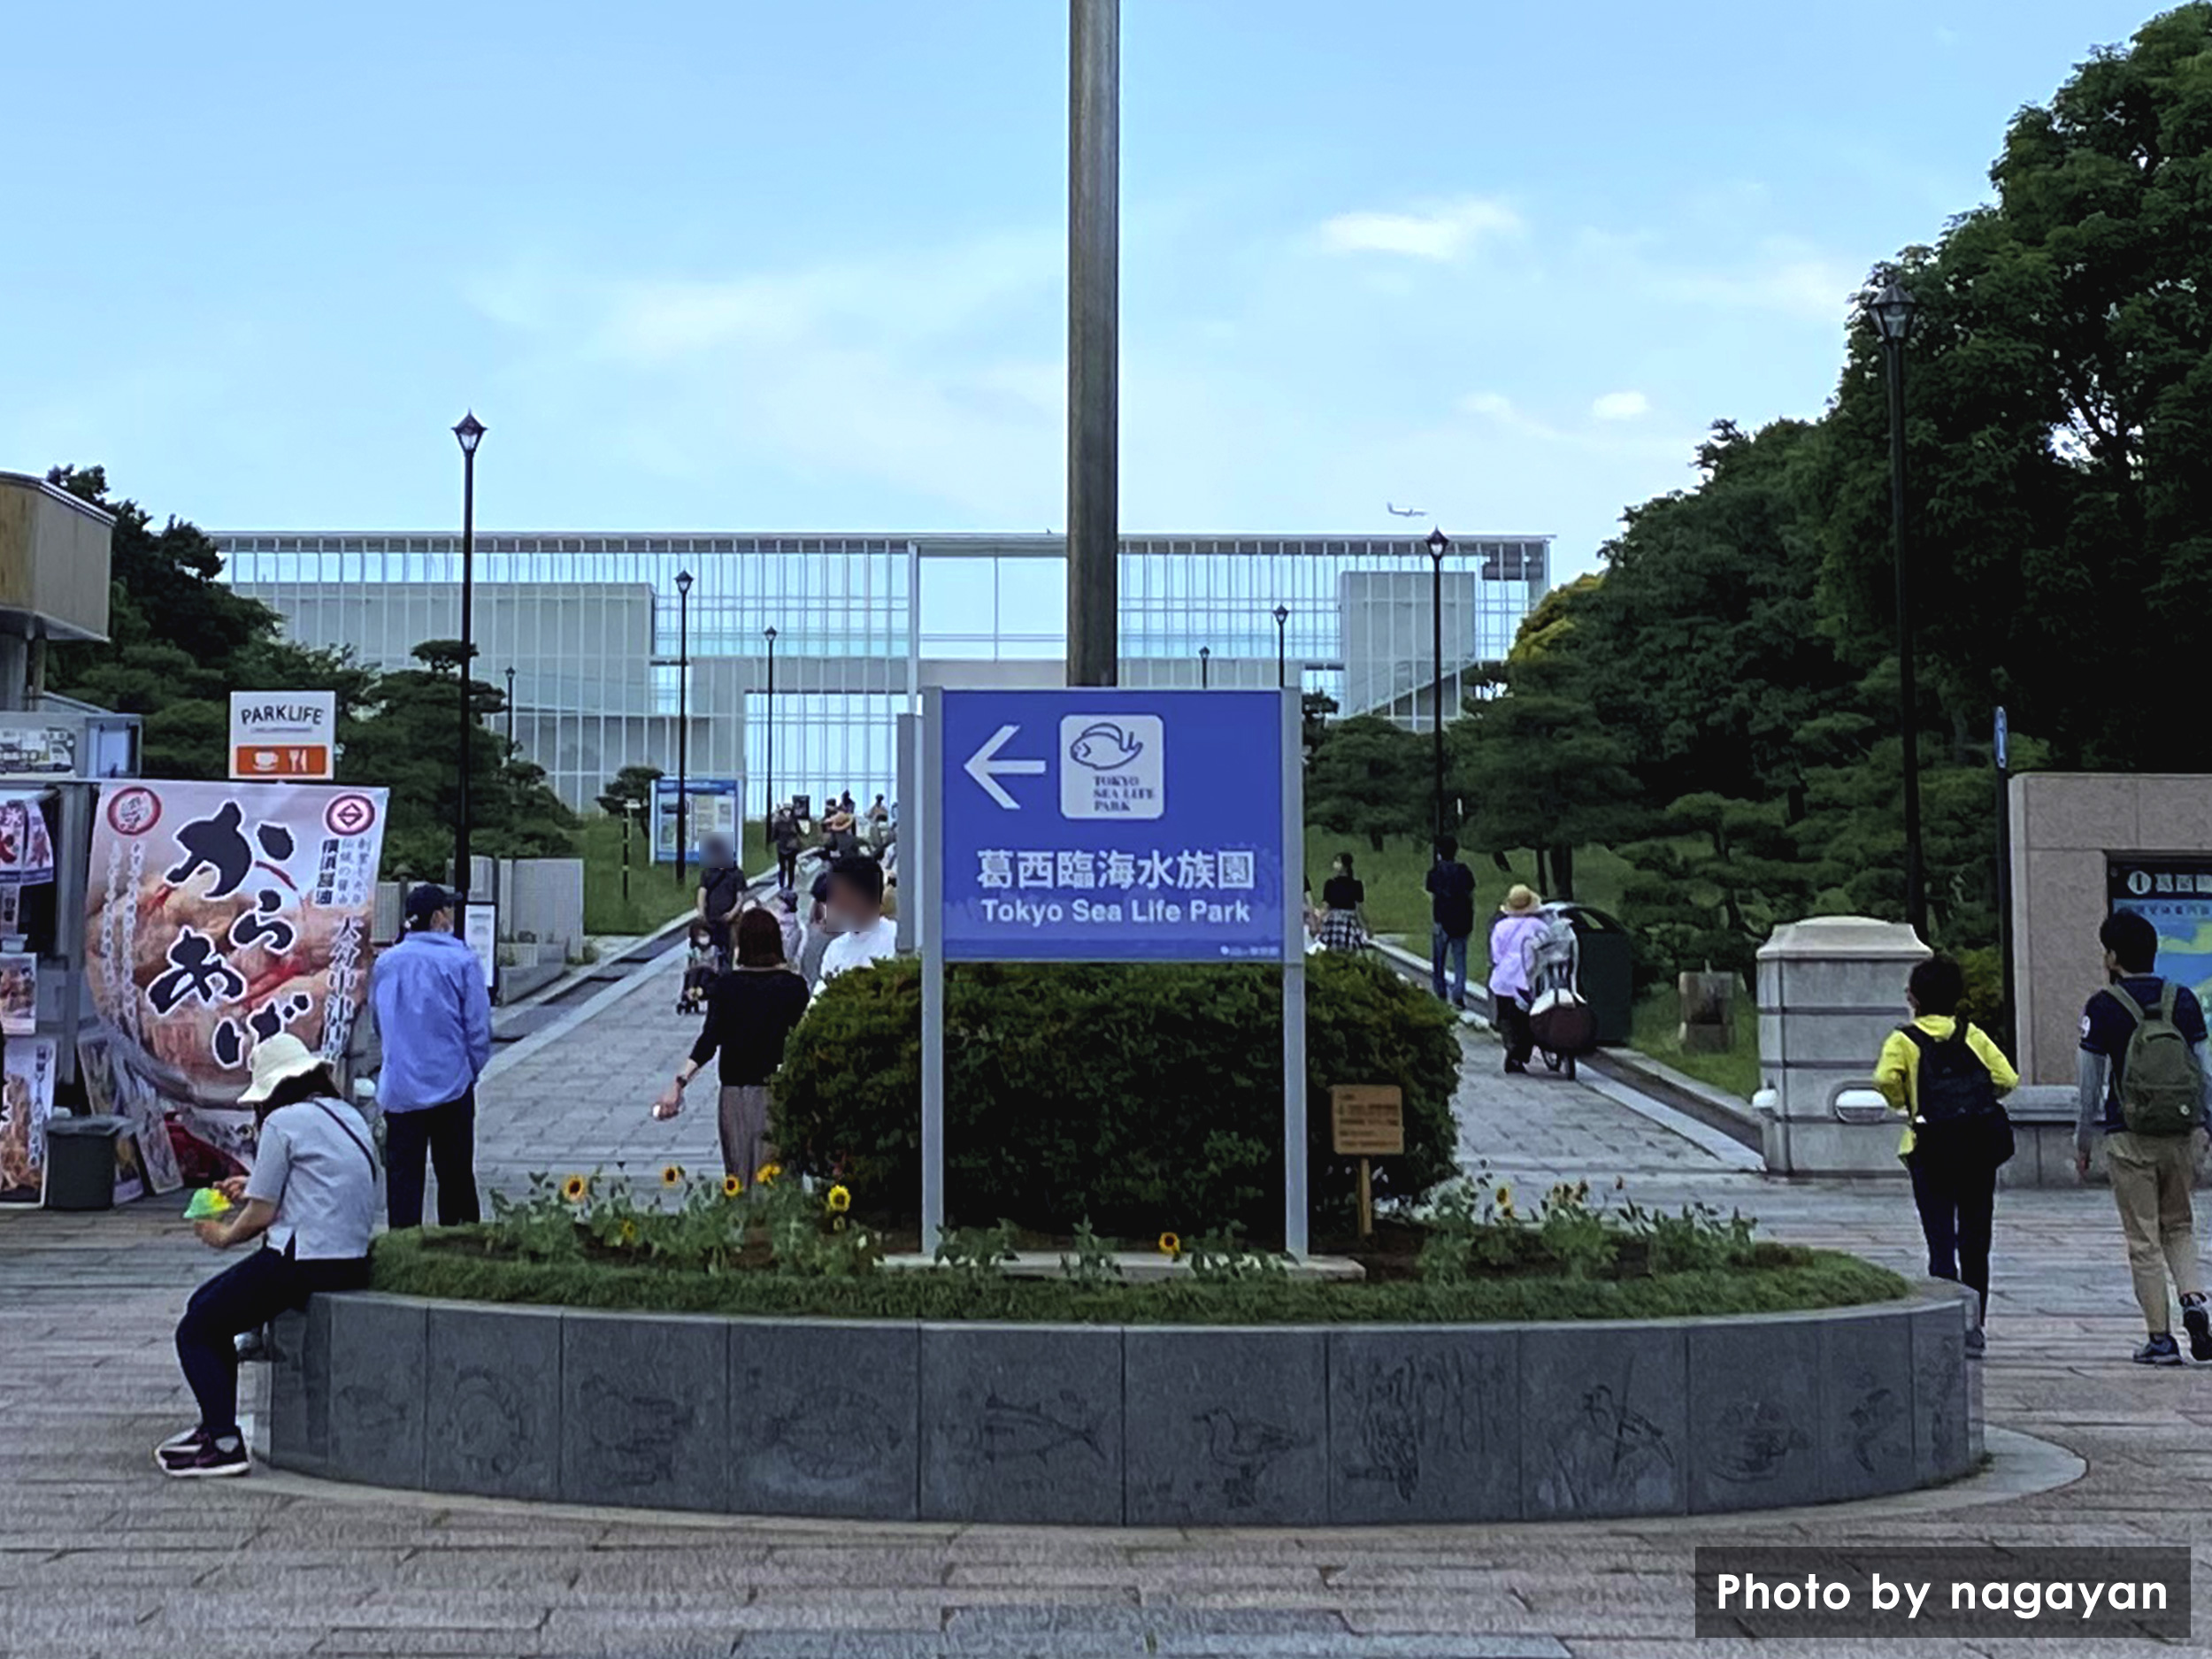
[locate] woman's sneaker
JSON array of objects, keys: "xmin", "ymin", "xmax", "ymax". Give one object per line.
[
  {"xmin": 156, "ymin": 1425, "xmax": 205, "ymax": 1455},
  {"xmin": 2183, "ymin": 1300, "xmax": 2212, "ymax": 1362},
  {"xmin": 1963, "ymin": 1327, "xmax": 1986, "ymax": 1359},
  {"xmin": 158, "ymin": 1433, "xmax": 250, "ymax": 1478},
  {"xmin": 2133, "ymin": 1333, "xmax": 2185, "ymax": 1367}
]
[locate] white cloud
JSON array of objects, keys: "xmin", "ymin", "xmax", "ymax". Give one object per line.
[
  {"xmin": 1317, "ymin": 196, "xmax": 1524, "ymax": 261},
  {"xmin": 465, "ymin": 228, "xmax": 1067, "ymax": 519},
  {"xmin": 1664, "ymin": 238, "xmax": 1862, "ymax": 322},
  {"xmin": 1591, "ymin": 390, "xmax": 1650, "ymax": 421}
]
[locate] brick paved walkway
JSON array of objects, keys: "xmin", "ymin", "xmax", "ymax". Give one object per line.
[{"xmin": 4, "ymin": 965, "xmax": 2209, "ymax": 1657}]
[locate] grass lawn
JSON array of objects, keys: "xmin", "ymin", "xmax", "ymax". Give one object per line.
[
  {"xmin": 576, "ymin": 817, "xmax": 772, "ymax": 937},
  {"xmin": 1301, "ymin": 831, "xmax": 1634, "ymax": 943},
  {"xmin": 1631, "ymin": 983, "xmax": 1762, "ymax": 1100}
]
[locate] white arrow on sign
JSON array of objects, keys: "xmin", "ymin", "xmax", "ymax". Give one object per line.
[{"xmin": 964, "ymin": 723, "xmax": 1047, "ymax": 810}]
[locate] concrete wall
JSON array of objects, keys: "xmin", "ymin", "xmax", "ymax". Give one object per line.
[
  {"xmin": 270, "ymin": 1292, "xmax": 1974, "ymax": 1525},
  {"xmin": 2011, "ymin": 773, "xmax": 2212, "ymax": 1085}
]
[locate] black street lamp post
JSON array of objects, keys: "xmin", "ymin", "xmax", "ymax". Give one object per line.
[
  {"xmin": 451, "ymin": 411, "xmax": 485, "ymax": 939},
  {"xmin": 1872, "ymin": 278, "xmax": 1926, "ymax": 937},
  {"xmin": 764, "ymin": 626, "xmax": 778, "ymax": 852},
  {"xmin": 1273, "ymin": 604, "xmax": 1289, "ymax": 690},
  {"xmin": 503, "ymin": 664, "xmax": 516, "ymax": 753},
  {"xmin": 1425, "ymin": 526, "xmax": 1450, "ymax": 841},
  {"xmin": 675, "ymin": 569, "xmax": 694, "ymax": 886},
  {"xmin": 1198, "ymin": 645, "xmax": 1210, "ymax": 689}
]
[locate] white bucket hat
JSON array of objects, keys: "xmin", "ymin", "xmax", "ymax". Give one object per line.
[{"xmin": 237, "ymin": 1033, "xmax": 326, "ymax": 1105}]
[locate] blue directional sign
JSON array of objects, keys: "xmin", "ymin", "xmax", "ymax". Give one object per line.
[{"xmin": 935, "ymin": 688, "xmax": 1292, "ymax": 963}]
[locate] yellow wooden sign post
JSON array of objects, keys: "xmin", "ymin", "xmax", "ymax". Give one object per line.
[{"xmin": 1330, "ymin": 1085, "xmax": 1404, "ymax": 1238}]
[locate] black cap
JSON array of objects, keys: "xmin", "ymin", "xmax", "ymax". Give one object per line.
[{"xmin": 406, "ymin": 883, "xmax": 457, "ymax": 919}]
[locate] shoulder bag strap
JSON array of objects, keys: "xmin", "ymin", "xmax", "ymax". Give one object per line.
[{"xmin": 312, "ymin": 1100, "xmax": 380, "ymax": 1180}]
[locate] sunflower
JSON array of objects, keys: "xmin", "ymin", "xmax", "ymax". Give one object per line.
[
  {"xmin": 721, "ymin": 1174, "xmax": 744, "ymax": 1199},
  {"xmin": 1494, "ymin": 1182, "xmax": 1513, "ymax": 1209},
  {"xmin": 660, "ymin": 1164, "xmax": 685, "ymax": 1188},
  {"xmin": 1157, "ymin": 1232, "xmax": 1181, "ymax": 1258},
  {"xmin": 618, "ymin": 1218, "xmax": 640, "ymax": 1244},
  {"xmin": 559, "ymin": 1174, "xmax": 588, "ymax": 1204},
  {"xmin": 755, "ymin": 1162, "xmax": 782, "ymax": 1186},
  {"xmin": 826, "ymin": 1184, "xmax": 852, "ymax": 1214}
]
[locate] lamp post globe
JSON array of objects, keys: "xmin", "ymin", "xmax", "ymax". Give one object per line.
[
  {"xmin": 764, "ymin": 626, "xmax": 779, "ymax": 853},
  {"xmin": 1872, "ymin": 276, "xmax": 1926, "ymax": 935},
  {"xmin": 1424, "ymin": 527, "xmax": 1450, "ymax": 841},
  {"xmin": 450, "ymin": 411, "xmax": 485, "ymax": 938},
  {"xmin": 675, "ymin": 569, "xmax": 694, "ymax": 885}
]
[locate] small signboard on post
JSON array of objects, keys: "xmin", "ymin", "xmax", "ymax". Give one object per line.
[
  {"xmin": 228, "ymin": 691, "xmax": 335, "ymax": 780},
  {"xmin": 1331, "ymin": 1084, "xmax": 1402, "ymax": 1238}
]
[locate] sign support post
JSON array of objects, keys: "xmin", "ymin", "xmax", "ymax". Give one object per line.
[
  {"xmin": 920, "ymin": 692, "xmax": 946, "ymax": 1252},
  {"xmin": 1279, "ymin": 687, "xmax": 1307, "ymax": 1259}
]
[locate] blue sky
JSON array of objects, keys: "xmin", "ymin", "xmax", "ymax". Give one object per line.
[{"xmin": 0, "ymin": 0, "xmax": 2162, "ymax": 574}]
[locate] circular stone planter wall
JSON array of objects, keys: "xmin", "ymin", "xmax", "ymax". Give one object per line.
[{"xmin": 265, "ymin": 1293, "xmax": 1976, "ymax": 1525}]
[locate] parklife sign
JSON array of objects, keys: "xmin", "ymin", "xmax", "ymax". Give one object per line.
[
  {"xmin": 228, "ymin": 691, "xmax": 336, "ymax": 781},
  {"xmin": 918, "ymin": 688, "xmax": 1308, "ymax": 1250}
]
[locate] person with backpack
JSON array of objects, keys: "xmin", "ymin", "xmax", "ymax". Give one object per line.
[
  {"xmin": 1425, "ymin": 836, "xmax": 1478, "ymax": 1010},
  {"xmin": 2077, "ymin": 910, "xmax": 2212, "ymax": 1365},
  {"xmin": 1873, "ymin": 954, "xmax": 2017, "ymax": 1357},
  {"xmin": 1487, "ymin": 886, "xmax": 1550, "ymax": 1074}
]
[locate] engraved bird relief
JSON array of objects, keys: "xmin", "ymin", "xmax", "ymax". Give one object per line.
[
  {"xmin": 969, "ymin": 1391, "xmax": 1106, "ymax": 1465},
  {"xmin": 1544, "ymin": 1381, "xmax": 1674, "ymax": 1506},
  {"xmin": 1847, "ymin": 1385, "xmax": 1902, "ymax": 1474},
  {"xmin": 579, "ymin": 1375, "xmax": 692, "ymax": 1486},
  {"xmin": 1708, "ymin": 1394, "xmax": 1810, "ymax": 1484},
  {"xmin": 1348, "ymin": 1363, "xmax": 1422, "ymax": 1501},
  {"xmin": 1196, "ymin": 1409, "xmax": 1312, "ymax": 1509}
]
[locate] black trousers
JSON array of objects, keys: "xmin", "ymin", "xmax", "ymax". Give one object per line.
[
  {"xmin": 1908, "ymin": 1132, "xmax": 2001, "ymax": 1319},
  {"xmin": 1495, "ymin": 995, "xmax": 1535, "ymax": 1066},
  {"xmin": 176, "ymin": 1245, "xmax": 368, "ymax": 1438},
  {"xmin": 776, "ymin": 851, "xmax": 799, "ymax": 890},
  {"xmin": 384, "ymin": 1092, "xmax": 480, "ymax": 1230}
]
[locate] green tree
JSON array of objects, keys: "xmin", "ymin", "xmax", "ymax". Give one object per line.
[
  {"xmin": 342, "ymin": 642, "xmax": 571, "ymax": 877},
  {"xmin": 1303, "ymin": 715, "xmax": 1428, "ymax": 851},
  {"xmin": 596, "ymin": 764, "xmax": 664, "ymax": 819},
  {"xmin": 1818, "ymin": 4, "xmax": 2212, "ymax": 770},
  {"xmin": 43, "ymin": 465, "xmax": 294, "ymax": 778}
]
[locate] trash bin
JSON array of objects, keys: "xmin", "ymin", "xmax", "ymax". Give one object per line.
[
  {"xmin": 1555, "ymin": 903, "xmax": 1635, "ymax": 1047},
  {"xmin": 42, "ymin": 1114, "xmax": 127, "ymax": 1211}
]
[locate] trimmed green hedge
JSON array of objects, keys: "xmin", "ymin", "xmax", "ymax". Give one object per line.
[
  {"xmin": 372, "ymin": 1230, "xmax": 1908, "ymax": 1324},
  {"xmin": 771, "ymin": 954, "xmax": 1461, "ymax": 1239}
]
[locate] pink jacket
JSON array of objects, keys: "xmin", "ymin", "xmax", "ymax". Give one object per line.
[{"xmin": 1488, "ymin": 913, "xmax": 1548, "ymax": 1002}]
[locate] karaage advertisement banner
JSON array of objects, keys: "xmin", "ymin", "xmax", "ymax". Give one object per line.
[{"xmin": 85, "ymin": 780, "xmax": 387, "ymax": 1167}]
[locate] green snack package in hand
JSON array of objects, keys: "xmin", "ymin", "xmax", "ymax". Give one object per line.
[{"xmin": 182, "ymin": 1187, "xmax": 232, "ymax": 1221}]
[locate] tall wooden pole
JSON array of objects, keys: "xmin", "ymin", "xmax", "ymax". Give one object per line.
[{"xmin": 1066, "ymin": 0, "xmax": 1119, "ymax": 687}]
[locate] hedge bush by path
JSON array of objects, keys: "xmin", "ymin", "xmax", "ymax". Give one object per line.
[
  {"xmin": 772, "ymin": 954, "xmax": 1461, "ymax": 1239},
  {"xmin": 371, "ymin": 1229, "xmax": 1908, "ymax": 1325}
]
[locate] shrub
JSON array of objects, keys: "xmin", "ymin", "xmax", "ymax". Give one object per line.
[
  {"xmin": 373, "ymin": 1229, "xmax": 1909, "ymax": 1325},
  {"xmin": 773, "ymin": 954, "xmax": 1460, "ymax": 1240}
]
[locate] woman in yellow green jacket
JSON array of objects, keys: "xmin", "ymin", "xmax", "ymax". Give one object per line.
[{"xmin": 1873, "ymin": 954, "xmax": 2018, "ymax": 1356}]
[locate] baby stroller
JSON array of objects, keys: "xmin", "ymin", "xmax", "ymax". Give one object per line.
[
  {"xmin": 1525, "ymin": 907, "xmax": 1596, "ymax": 1079},
  {"xmin": 677, "ymin": 926, "xmax": 718, "ymax": 1016}
]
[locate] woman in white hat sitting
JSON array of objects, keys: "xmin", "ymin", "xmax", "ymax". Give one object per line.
[{"xmin": 159, "ymin": 1034, "xmax": 377, "ymax": 1479}]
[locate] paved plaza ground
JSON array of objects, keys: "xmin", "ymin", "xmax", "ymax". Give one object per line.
[{"xmin": 4, "ymin": 953, "xmax": 2209, "ymax": 1656}]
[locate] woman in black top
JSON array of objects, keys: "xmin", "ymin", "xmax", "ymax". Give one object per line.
[
  {"xmin": 1319, "ymin": 852, "xmax": 1369, "ymax": 953},
  {"xmin": 653, "ymin": 908, "xmax": 810, "ymax": 1181}
]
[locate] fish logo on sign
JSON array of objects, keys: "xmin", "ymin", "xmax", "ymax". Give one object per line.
[{"xmin": 1060, "ymin": 714, "xmax": 1164, "ymax": 820}]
